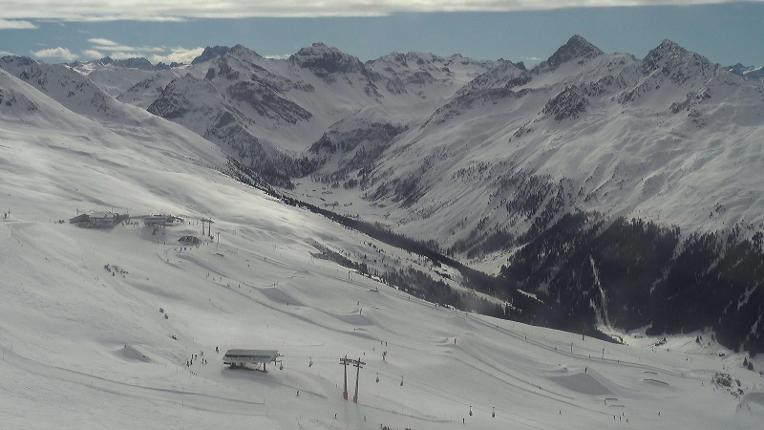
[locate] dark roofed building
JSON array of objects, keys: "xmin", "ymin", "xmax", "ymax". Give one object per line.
[
  {"xmin": 223, "ymin": 349, "xmax": 282, "ymax": 372},
  {"xmin": 69, "ymin": 211, "xmax": 127, "ymax": 228},
  {"xmin": 143, "ymin": 215, "xmax": 184, "ymax": 226}
]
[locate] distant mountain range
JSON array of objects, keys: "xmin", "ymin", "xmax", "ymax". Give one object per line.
[
  {"xmin": 726, "ymin": 63, "xmax": 764, "ymax": 82},
  {"xmin": 69, "ymin": 56, "xmax": 183, "ymax": 72}
]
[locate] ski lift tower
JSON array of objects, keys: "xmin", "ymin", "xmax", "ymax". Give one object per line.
[
  {"xmin": 339, "ymin": 355, "xmax": 351, "ymax": 400},
  {"xmin": 339, "ymin": 355, "xmax": 366, "ymax": 403},
  {"xmin": 200, "ymin": 217, "xmax": 214, "ymax": 237},
  {"xmin": 352, "ymin": 357, "xmax": 366, "ymax": 403}
]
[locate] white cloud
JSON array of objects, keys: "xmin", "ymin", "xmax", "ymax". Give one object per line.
[
  {"xmin": 521, "ymin": 56, "xmax": 543, "ymax": 64},
  {"xmin": 26, "ymin": 38, "xmax": 202, "ymax": 64},
  {"xmin": 0, "ymin": 19, "xmax": 36, "ymax": 29},
  {"xmin": 97, "ymin": 44, "xmax": 164, "ymax": 53},
  {"xmin": 31, "ymin": 46, "xmax": 77, "ymax": 62},
  {"xmin": 0, "ymin": 1, "xmax": 758, "ymax": 20},
  {"xmin": 87, "ymin": 38, "xmax": 118, "ymax": 46},
  {"xmin": 149, "ymin": 47, "xmax": 204, "ymax": 64},
  {"xmin": 264, "ymin": 54, "xmax": 290, "ymax": 60},
  {"xmin": 108, "ymin": 51, "xmax": 145, "ymax": 59},
  {"xmin": 86, "ymin": 38, "xmax": 165, "ymax": 55},
  {"xmin": 79, "ymin": 37, "xmax": 202, "ymax": 64},
  {"xmin": 81, "ymin": 49, "xmax": 103, "ymax": 59},
  {"xmin": 0, "ymin": 50, "xmax": 15, "ymax": 56}
]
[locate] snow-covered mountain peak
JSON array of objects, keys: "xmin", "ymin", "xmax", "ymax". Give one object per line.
[
  {"xmin": 288, "ymin": 42, "xmax": 366, "ymax": 76},
  {"xmin": 641, "ymin": 39, "xmax": 715, "ymax": 79},
  {"xmin": 643, "ymin": 39, "xmax": 686, "ymax": 64},
  {"xmin": 613, "ymin": 39, "xmax": 728, "ymax": 105},
  {"xmin": 651, "ymin": 38, "xmax": 683, "ymax": 53},
  {"xmin": 727, "ymin": 62, "xmax": 749, "ymax": 75},
  {"xmin": 227, "ymin": 44, "xmax": 262, "ymax": 62},
  {"xmin": 191, "ymin": 45, "xmax": 232, "ymax": 65},
  {"xmin": 106, "ymin": 56, "xmax": 154, "ymax": 70},
  {"xmin": 372, "ymin": 51, "xmax": 441, "ymax": 67},
  {"xmin": 543, "ymin": 34, "xmax": 604, "ymax": 69},
  {"xmin": 457, "ymin": 59, "xmax": 529, "ymax": 95}
]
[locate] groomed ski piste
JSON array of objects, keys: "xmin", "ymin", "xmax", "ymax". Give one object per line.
[{"xmin": 0, "ymin": 68, "xmax": 763, "ymax": 430}]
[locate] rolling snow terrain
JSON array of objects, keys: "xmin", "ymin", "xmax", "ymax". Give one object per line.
[{"xmin": 1, "ymin": 62, "xmax": 764, "ymax": 430}]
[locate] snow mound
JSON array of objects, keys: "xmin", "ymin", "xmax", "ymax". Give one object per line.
[
  {"xmin": 115, "ymin": 344, "xmax": 152, "ymax": 363},
  {"xmin": 549, "ymin": 370, "xmax": 613, "ymax": 396},
  {"xmin": 333, "ymin": 312, "xmax": 373, "ymax": 326},
  {"xmin": 641, "ymin": 378, "xmax": 671, "ymax": 387},
  {"xmin": 739, "ymin": 392, "xmax": 764, "ymax": 409},
  {"xmin": 257, "ymin": 287, "xmax": 304, "ymax": 306}
]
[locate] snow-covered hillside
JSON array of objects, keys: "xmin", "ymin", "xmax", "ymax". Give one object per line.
[
  {"xmin": 11, "ymin": 36, "xmax": 763, "ymax": 355},
  {"xmin": 1, "ymin": 66, "xmax": 763, "ymax": 430},
  {"xmin": 294, "ymin": 37, "xmax": 764, "ymax": 355},
  {"xmin": 0, "ymin": 55, "xmax": 131, "ymax": 123}
]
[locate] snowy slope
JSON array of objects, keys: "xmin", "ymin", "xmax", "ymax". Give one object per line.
[
  {"xmin": 1, "ymin": 66, "xmax": 763, "ymax": 430},
  {"xmin": 0, "ymin": 56, "xmax": 147, "ymax": 125}
]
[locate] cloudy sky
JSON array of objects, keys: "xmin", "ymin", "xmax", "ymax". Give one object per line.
[{"xmin": 0, "ymin": 1, "xmax": 762, "ymax": 66}]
